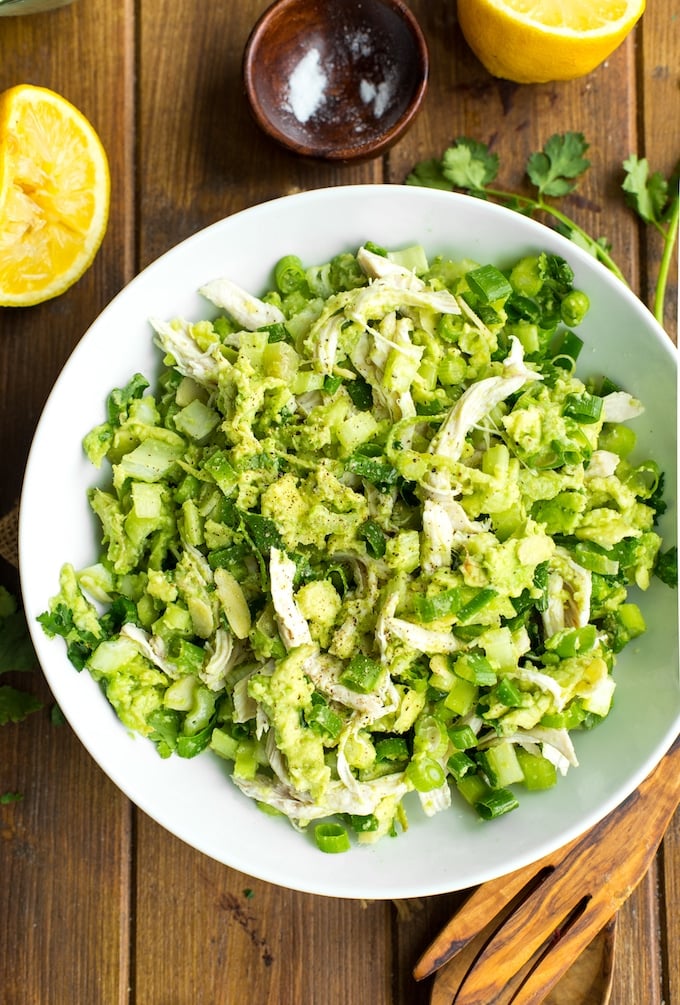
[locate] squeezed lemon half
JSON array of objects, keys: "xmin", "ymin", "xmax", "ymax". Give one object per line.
[
  {"xmin": 457, "ymin": 0, "xmax": 646, "ymax": 84},
  {"xmin": 0, "ymin": 84, "xmax": 110, "ymax": 307}
]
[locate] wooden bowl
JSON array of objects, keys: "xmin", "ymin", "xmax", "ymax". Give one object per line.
[{"xmin": 242, "ymin": 0, "xmax": 429, "ymax": 161}]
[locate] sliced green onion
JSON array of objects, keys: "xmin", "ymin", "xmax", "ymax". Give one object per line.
[
  {"xmin": 447, "ymin": 750, "xmax": 476, "ymax": 779},
  {"xmin": 348, "ymin": 814, "xmax": 379, "ymax": 833},
  {"xmin": 274, "ymin": 254, "xmax": 307, "ymax": 294},
  {"xmin": 339, "ymin": 654, "xmax": 383, "ymax": 693},
  {"xmin": 375, "ymin": 737, "xmax": 409, "ymax": 763},
  {"xmin": 447, "ymin": 724, "xmax": 477, "ymax": 750},
  {"xmin": 496, "ymin": 677, "xmax": 523, "ymax": 707},
  {"xmin": 465, "ymin": 264, "xmax": 513, "ymax": 303},
  {"xmin": 305, "ymin": 699, "xmax": 343, "ymax": 740},
  {"xmin": 406, "ymin": 754, "xmax": 446, "ymax": 792},
  {"xmin": 549, "ymin": 328, "xmax": 584, "ymax": 363},
  {"xmin": 506, "ymin": 293, "xmax": 541, "ymax": 323},
  {"xmin": 315, "ymin": 823, "xmax": 351, "ymax": 854},
  {"xmin": 546, "ymin": 625, "xmax": 597, "ymax": 658},
  {"xmin": 363, "ymin": 240, "xmax": 388, "ymax": 257},
  {"xmin": 563, "ymin": 392, "xmax": 603, "ymax": 424},
  {"xmin": 475, "ymin": 787, "xmax": 520, "ymax": 820},
  {"xmin": 456, "ymin": 587, "xmax": 497, "ymax": 623},
  {"xmin": 414, "ymin": 714, "xmax": 449, "ymax": 758},
  {"xmin": 258, "ymin": 321, "xmax": 288, "ymax": 343},
  {"xmin": 359, "ymin": 519, "xmax": 387, "ymax": 558},
  {"xmin": 453, "ymin": 651, "xmax": 497, "ymax": 687},
  {"xmin": 414, "ymin": 588, "xmax": 462, "ymax": 623},
  {"xmin": 207, "ymin": 542, "xmax": 250, "ymax": 572},
  {"xmin": 533, "ymin": 561, "xmax": 550, "ymax": 612},
  {"xmin": 168, "ymin": 638, "xmax": 205, "ymax": 676},
  {"xmin": 572, "ymin": 542, "xmax": 619, "ymax": 576},
  {"xmin": 323, "ymin": 374, "xmax": 343, "ymax": 395},
  {"xmin": 203, "ymin": 449, "xmax": 238, "ymax": 496},
  {"xmin": 540, "ymin": 701, "xmax": 586, "ymax": 730},
  {"xmin": 475, "ymin": 303, "xmax": 502, "ymax": 326}
]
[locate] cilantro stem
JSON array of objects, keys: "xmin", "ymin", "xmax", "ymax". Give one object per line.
[
  {"xmin": 653, "ymin": 195, "xmax": 679, "ymax": 327},
  {"xmin": 482, "ymin": 186, "xmax": 628, "ymax": 284}
]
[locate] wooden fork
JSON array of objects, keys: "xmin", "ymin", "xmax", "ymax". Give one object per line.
[{"xmin": 414, "ymin": 733, "xmax": 680, "ymax": 1005}]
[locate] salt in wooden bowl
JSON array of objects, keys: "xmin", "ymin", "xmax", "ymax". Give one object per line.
[{"xmin": 242, "ymin": 0, "xmax": 429, "ymax": 161}]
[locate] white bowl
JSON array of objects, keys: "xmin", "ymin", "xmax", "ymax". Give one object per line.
[{"xmin": 19, "ymin": 186, "xmax": 679, "ymax": 899}]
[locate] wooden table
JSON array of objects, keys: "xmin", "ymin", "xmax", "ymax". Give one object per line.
[{"xmin": 1, "ymin": 2, "xmax": 678, "ymax": 1002}]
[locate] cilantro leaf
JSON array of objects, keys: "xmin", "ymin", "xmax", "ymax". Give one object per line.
[
  {"xmin": 0, "ymin": 586, "xmax": 37, "ymax": 672},
  {"xmin": 405, "ymin": 157, "xmax": 452, "ymax": 191},
  {"xmin": 36, "ymin": 603, "xmax": 99, "ymax": 671},
  {"xmin": 0, "ymin": 684, "xmax": 42, "ymax": 725},
  {"xmin": 0, "ymin": 792, "xmax": 23, "ymax": 805},
  {"xmin": 622, "ymin": 154, "xmax": 671, "ymax": 225},
  {"xmin": 654, "ymin": 546, "xmax": 678, "ymax": 588},
  {"xmin": 0, "ymin": 609, "xmax": 37, "ymax": 672},
  {"xmin": 526, "ymin": 133, "xmax": 590, "ymax": 198},
  {"xmin": 441, "ymin": 137, "xmax": 499, "ymax": 191},
  {"xmin": 106, "ymin": 372, "xmax": 150, "ymax": 425}
]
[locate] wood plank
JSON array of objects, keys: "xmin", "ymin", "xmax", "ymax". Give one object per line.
[
  {"xmin": 0, "ymin": 680, "xmax": 132, "ymax": 1005},
  {"xmin": 133, "ymin": 813, "xmax": 395, "ymax": 1005},
  {"xmin": 638, "ymin": 0, "xmax": 679, "ymax": 341},
  {"xmin": 0, "ymin": 3, "xmax": 136, "ymax": 1004},
  {"xmin": 661, "ymin": 811, "xmax": 680, "ymax": 1005},
  {"xmin": 609, "ymin": 870, "xmax": 664, "ymax": 1004},
  {"xmin": 0, "ymin": 1, "xmax": 135, "ymax": 515},
  {"xmin": 136, "ymin": 0, "xmax": 380, "ymax": 270},
  {"xmin": 392, "ymin": 892, "xmax": 469, "ymax": 1004},
  {"xmin": 132, "ymin": 3, "xmax": 391, "ymax": 1002}
]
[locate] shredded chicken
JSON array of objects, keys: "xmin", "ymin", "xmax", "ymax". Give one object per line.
[
  {"xmin": 199, "ymin": 276, "xmax": 286, "ymax": 330},
  {"xmin": 269, "ymin": 547, "xmax": 312, "ymax": 650}
]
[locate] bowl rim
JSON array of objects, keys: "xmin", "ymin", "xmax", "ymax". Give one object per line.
[
  {"xmin": 19, "ymin": 184, "xmax": 679, "ymax": 899},
  {"xmin": 242, "ymin": 0, "xmax": 430, "ymax": 160}
]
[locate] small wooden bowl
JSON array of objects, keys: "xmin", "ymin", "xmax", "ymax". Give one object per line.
[{"xmin": 242, "ymin": 0, "xmax": 429, "ymax": 162}]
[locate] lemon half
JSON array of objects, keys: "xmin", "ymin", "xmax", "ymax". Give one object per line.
[
  {"xmin": 0, "ymin": 84, "xmax": 110, "ymax": 307},
  {"xmin": 457, "ymin": 0, "xmax": 646, "ymax": 84}
]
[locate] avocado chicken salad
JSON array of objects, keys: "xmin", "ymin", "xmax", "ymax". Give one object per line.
[{"xmin": 39, "ymin": 241, "xmax": 675, "ymax": 852}]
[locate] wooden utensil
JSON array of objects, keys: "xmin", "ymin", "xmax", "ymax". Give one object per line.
[{"xmin": 414, "ymin": 734, "xmax": 680, "ymax": 1004}]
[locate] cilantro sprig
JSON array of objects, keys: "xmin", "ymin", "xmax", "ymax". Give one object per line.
[
  {"xmin": 407, "ymin": 134, "xmax": 679, "ymax": 328},
  {"xmin": 622, "ymin": 154, "xmax": 680, "ymax": 325}
]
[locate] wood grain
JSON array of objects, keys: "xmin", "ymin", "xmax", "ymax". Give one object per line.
[{"xmin": 0, "ymin": 1, "xmax": 677, "ymax": 1004}]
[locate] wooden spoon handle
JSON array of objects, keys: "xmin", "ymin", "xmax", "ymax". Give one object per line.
[
  {"xmin": 449, "ymin": 735, "xmax": 680, "ymax": 1005},
  {"xmin": 413, "ymin": 835, "xmax": 581, "ymax": 980}
]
